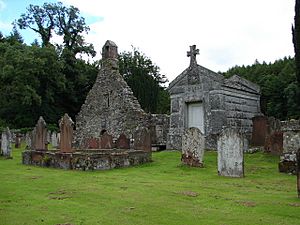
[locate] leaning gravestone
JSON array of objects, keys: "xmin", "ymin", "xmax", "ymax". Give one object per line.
[
  {"xmin": 181, "ymin": 127, "xmax": 205, "ymax": 167},
  {"xmin": 217, "ymin": 128, "xmax": 244, "ymax": 177},
  {"xmin": 59, "ymin": 113, "xmax": 74, "ymax": 153},
  {"xmin": 33, "ymin": 116, "xmax": 47, "ymax": 150},
  {"xmin": 1, "ymin": 127, "xmax": 12, "ymax": 158}
]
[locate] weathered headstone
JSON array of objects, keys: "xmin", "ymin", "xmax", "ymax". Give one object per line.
[
  {"xmin": 15, "ymin": 133, "xmax": 21, "ymax": 148},
  {"xmin": 86, "ymin": 137, "xmax": 100, "ymax": 149},
  {"xmin": 1, "ymin": 127, "xmax": 12, "ymax": 158},
  {"xmin": 217, "ymin": 128, "xmax": 244, "ymax": 177},
  {"xmin": 116, "ymin": 133, "xmax": 130, "ymax": 149},
  {"xmin": 99, "ymin": 132, "xmax": 113, "ymax": 149},
  {"xmin": 181, "ymin": 127, "xmax": 205, "ymax": 167},
  {"xmin": 133, "ymin": 127, "xmax": 151, "ymax": 152},
  {"xmin": 25, "ymin": 132, "xmax": 32, "ymax": 149},
  {"xmin": 33, "ymin": 116, "xmax": 47, "ymax": 151},
  {"xmin": 59, "ymin": 113, "xmax": 74, "ymax": 153},
  {"xmin": 50, "ymin": 131, "xmax": 58, "ymax": 148},
  {"xmin": 297, "ymin": 149, "xmax": 300, "ymax": 198},
  {"xmin": 251, "ymin": 116, "xmax": 268, "ymax": 146},
  {"xmin": 264, "ymin": 131, "xmax": 283, "ymax": 155}
]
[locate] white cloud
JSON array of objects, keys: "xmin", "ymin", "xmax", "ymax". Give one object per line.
[
  {"xmin": 61, "ymin": 0, "xmax": 295, "ymax": 81},
  {"xmin": 0, "ymin": 0, "xmax": 6, "ymax": 11},
  {"xmin": 0, "ymin": 21, "xmax": 11, "ymax": 30}
]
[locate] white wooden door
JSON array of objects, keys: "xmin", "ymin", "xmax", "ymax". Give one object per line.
[{"xmin": 187, "ymin": 102, "xmax": 204, "ymax": 134}]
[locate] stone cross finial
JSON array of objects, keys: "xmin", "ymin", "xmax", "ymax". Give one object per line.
[{"xmin": 187, "ymin": 45, "xmax": 199, "ymax": 67}]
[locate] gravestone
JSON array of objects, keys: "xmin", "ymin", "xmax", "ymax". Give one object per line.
[
  {"xmin": 264, "ymin": 131, "xmax": 283, "ymax": 155},
  {"xmin": 86, "ymin": 138, "xmax": 100, "ymax": 149},
  {"xmin": 251, "ymin": 116, "xmax": 268, "ymax": 146},
  {"xmin": 51, "ymin": 131, "xmax": 58, "ymax": 148},
  {"xmin": 297, "ymin": 149, "xmax": 300, "ymax": 198},
  {"xmin": 217, "ymin": 128, "xmax": 244, "ymax": 177},
  {"xmin": 25, "ymin": 131, "xmax": 32, "ymax": 149},
  {"xmin": 33, "ymin": 116, "xmax": 47, "ymax": 151},
  {"xmin": 99, "ymin": 132, "xmax": 113, "ymax": 149},
  {"xmin": 116, "ymin": 133, "xmax": 130, "ymax": 149},
  {"xmin": 59, "ymin": 114, "xmax": 74, "ymax": 153},
  {"xmin": 1, "ymin": 127, "xmax": 12, "ymax": 158},
  {"xmin": 15, "ymin": 133, "xmax": 21, "ymax": 148},
  {"xmin": 133, "ymin": 127, "xmax": 151, "ymax": 152},
  {"xmin": 181, "ymin": 127, "xmax": 205, "ymax": 167}
]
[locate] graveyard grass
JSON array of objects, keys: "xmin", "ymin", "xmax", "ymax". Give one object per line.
[{"xmin": 1, "ymin": 146, "xmax": 300, "ymax": 225}]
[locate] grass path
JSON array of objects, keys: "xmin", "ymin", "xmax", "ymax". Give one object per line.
[{"xmin": 0, "ymin": 147, "xmax": 299, "ymax": 225}]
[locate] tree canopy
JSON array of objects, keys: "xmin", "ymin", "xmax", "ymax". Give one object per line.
[{"xmin": 118, "ymin": 48, "xmax": 170, "ymax": 114}]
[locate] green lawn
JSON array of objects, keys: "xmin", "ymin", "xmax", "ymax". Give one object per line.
[{"xmin": 0, "ymin": 146, "xmax": 299, "ymax": 225}]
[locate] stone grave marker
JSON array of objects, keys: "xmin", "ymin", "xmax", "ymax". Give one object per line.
[
  {"xmin": 133, "ymin": 127, "xmax": 151, "ymax": 152},
  {"xmin": 59, "ymin": 113, "xmax": 74, "ymax": 153},
  {"xmin": 251, "ymin": 116, "xmax": 268, "ymax": 146},
  {"xmin": 217, "ymin": 128, "xmax": 244, "ymax": 177},
  {"xmin": 33, "ymin": 116, "xmax": 47, "ymax": 151},
  {"xmin": 116, "ymin": 133, "xmax": 130, "ymax": 149},
  {"xmin": 86, "ymin": 137, "xmax": 100, "ymax": 149},
  {"xmin": 50, "ymin": 131, "xmax": 58, "ymax": 148},
  {"xmin": 15, "ymin": 133, "xmax": 21, "ymax": 148},
  {"xmin": 181, "ymin": 127, "xmax": 205, "ymax": 167},
  {"xmin": 264, "ymin": 131, "xmax": 283, "ymax": 155},
  {"xmin": 99, "ymin": 132, "xmax": 113, "ymax": 149},
  {"xmin": 25, "ymin": 132, "xmax": 32, "ymax": 149},
  {"xmin": 1, "ymin": 127, "xmax": 12, "ymax": 158}
]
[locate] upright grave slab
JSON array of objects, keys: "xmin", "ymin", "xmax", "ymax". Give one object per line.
[
  {"xmin": 59, "ymin": 114, "xmax": 74, "ymax": 153},
  {"xmin": 33, "ymin": 116, "xmax": 47, "ymax": 150},
  {"xmin": 1, "ymin": 127, "xmax": 12, "ymax": 158},
  {"xmin": 217, "ymin": 128, "xmax": 244, "ymax": 177},
  {"xmin": 181, "ymin": 127, "xmax": 205, "ymax": 167}
]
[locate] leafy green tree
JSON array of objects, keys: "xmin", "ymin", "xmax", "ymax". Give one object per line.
[
  {"xmin": 16, "ymin": 1, "xmax": 95, "ymax": 57},
  {"xmin": 0, "ymin": 39, "xmax": 65, "ymax": 127},
  {"xmin": 17, "ymin": 3, "xmax": 56, "ymax": 47},
  {"xmin": 118, "ymin": 47, "xmax": 169, "ymax": 114}
]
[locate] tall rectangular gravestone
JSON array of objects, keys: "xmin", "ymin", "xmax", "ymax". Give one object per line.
[
  {"xmin": 25, "ymin": 131, "xmax": 32, "ymax": 149},
  {"xmin": 217, "ymin": 128, "xmax": 244, "ymax": 177},
  {"xmin": 181, "ymin": 127, "xmax": 205, "ymax": 167},
  {"xmin": 51, "ymin": 131, "xmax": 58, "ymax": 148},
  {"xmin": 33, "ymin": 116, "xmax": 47, "ymax": 151},
  {"xmin": 1, "ymin": 127, "xmax": 12, "ymax": 158},
  {"xmin": 133, "ymin": 127, "xmax": 151, "ymax": 152},
  {"xmin": 59, "ymin": 114, "xmax": 74, "ymax": 153}
]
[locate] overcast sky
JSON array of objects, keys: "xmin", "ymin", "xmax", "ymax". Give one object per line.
[{"xmin": 0, "ymin": 0, "xmax": 295, "ymax": 82}]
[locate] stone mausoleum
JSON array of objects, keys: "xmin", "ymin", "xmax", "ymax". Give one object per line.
[{"xmin": 167, "ymin": 45, "xmax": 261, "ymax": 150}]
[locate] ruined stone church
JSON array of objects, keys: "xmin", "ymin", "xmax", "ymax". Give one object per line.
[
  {"xmin": 167, "ymin": 45, "xmax": 261, "ymax": 150},
  {"xmin": 74, "ymin": 40, "xmax": 149, "ymax": 148}
]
